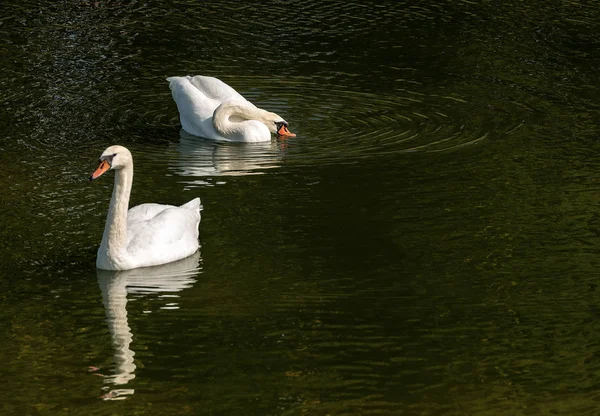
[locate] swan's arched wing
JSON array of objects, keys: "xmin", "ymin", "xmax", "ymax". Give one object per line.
[
  {"xmin": 187, "ymin": 75, "xmax": 252, "ymax": 106},
  {"xmin": 168, "ymin": 76, "xmax": 220, "ymax": 122}
]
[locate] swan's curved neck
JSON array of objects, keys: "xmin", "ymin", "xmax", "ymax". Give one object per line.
[
  {"xmin": 101, "ymin": 164, "xmax": 133, "ymax": 258},
  {"xmin": 213, "ymin": 101, "xmax": 272, "ymax": 140}
]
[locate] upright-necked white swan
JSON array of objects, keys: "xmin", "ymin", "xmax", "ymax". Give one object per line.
[
  {"xmin": 90, "ymin": 145, "xmax": 201, "ymax": 271},
  {"xmin": 166, "ymin": 75, "xmax": 296, "ymax": 142}
]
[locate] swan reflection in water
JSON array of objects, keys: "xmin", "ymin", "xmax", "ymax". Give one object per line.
[
  {"xmin": 169, "ymin": 130, "xmax": 286, "ymax": 186},
  {"xmin": 95, "ymin": 251, "xmax": 202, "ymax": 400}
]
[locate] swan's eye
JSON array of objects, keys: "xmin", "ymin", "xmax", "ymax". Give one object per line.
[{"xmin": 101, "ymin": 154, "xmax": 117, "ymax": 166}]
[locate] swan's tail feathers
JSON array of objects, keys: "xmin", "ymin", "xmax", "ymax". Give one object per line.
[{"xmin": 182, "ymin": 197, "xmax": 203, "ymax": 212}]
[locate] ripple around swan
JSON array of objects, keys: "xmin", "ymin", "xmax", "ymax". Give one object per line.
[
  {"xmin": 197, "ymin": 76, "xmax": 527, "ymax": 168},
  {"xmin": 150, "ymin": 75, "xmax": 526, "ymax": 183}
]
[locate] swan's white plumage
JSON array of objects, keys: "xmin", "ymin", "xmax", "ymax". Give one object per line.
[
  {"xmin": 166, "ymin": 75, "xmax": 290, "ymax": 142},
  {"xmin": 125, "ymin": 200, "xmax": 200, "ymax": 264},
  {"xmin": 92, "ymin": 145, "xmax": 201, "ymax": 271}
]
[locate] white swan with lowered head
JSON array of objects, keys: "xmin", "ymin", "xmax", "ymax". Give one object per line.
[
  {"xmin": 166, "ymin": 75, "xmax": 296, "ymax": 142},
  {"xmin": 90, "ymin": 145, "xmax": 201, "ymax": 271}
]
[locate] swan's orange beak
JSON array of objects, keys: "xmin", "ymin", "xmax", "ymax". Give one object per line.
[
  {"xmin": 90, "ymin": 160, "xmax": 111, "ymax": 181},
  {"xmin": 277, "ymin": 124, "xmax": 296, "ymax": 137}
]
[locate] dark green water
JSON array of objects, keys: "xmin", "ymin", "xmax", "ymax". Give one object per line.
[{"xmin": 2, "ymin": 0, "xmax": 600, "ymax": 414}]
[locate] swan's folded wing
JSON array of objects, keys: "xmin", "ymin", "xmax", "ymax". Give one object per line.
[
  {"xmin": 126, "ymin": 204, "xmax": 200, "ymax": 262},
  {"xmin": 127, "ymin": 203, "xmax": 172, "ymax": 225}
]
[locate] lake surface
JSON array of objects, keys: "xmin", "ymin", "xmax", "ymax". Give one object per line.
[{"xmin": 2, "ymin": 0, "xmax": 600, "ymax": 414}]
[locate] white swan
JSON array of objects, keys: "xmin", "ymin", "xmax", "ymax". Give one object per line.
[
  {"xmin": 166, "ymin": 75, "xmax": 296, "ymax": 142},
  {"xmin": 90, "ymin": 145, "xmax": 201, "ymax": 271}
]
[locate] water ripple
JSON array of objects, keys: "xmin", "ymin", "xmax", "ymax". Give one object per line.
[{"xmin": 180, "ymin": 76, "xmax": 525, "ymax": 168}]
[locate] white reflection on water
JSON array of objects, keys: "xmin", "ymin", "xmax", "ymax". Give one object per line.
[
  {"xmin": 168, "ymin": 130, "xmax": 285, "ymax": 186},
  {"xmin": 95, "ymin": 251, "xmax": 202, "ymax": 400}
]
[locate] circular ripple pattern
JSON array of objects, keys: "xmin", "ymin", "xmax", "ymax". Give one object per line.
[
  {"xmin": 158, "ymin": 75, "xmax": 526, "ymax": 173},
  {"xmin": 0, "ymin": 0, "xmax": 527, "ymax": 162},
  {"xmin": 116, "ymin": 74, "xmax": 532, "ymax": 186}
]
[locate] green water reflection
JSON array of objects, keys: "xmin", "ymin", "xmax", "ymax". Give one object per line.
[{"xmin": 2, "ymin": 0, "xmax": 600, "ymax": 415}]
